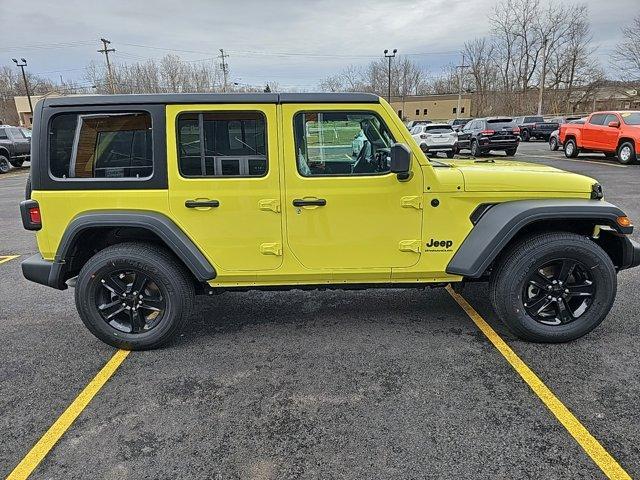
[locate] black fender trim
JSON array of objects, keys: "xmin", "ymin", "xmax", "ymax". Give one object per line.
[
  {"xmin": 54, "ymin": 210, "xmax": 216, "ymax": 284},
  {"xmin": 446, "ymin": 199, "xmax": 632, "ymax": 278}
]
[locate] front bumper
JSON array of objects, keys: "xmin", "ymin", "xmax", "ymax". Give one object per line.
[
  {"xmin": 22, "ymin": 254, "xmax": 67, "ymax": 290},
  {"xmin": 621, "ymin": 237, "xmax": 640, "ymax": 270}
]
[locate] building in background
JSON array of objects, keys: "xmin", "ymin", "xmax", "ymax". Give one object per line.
[
  {"xmin": 13, "ymin": 94, "xmax": 62, "ymax": 127},
  {"xmin": 390, "ymin": 94, "xmax": 473, "ymax": 122}
]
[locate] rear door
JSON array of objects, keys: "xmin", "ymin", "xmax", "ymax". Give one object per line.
[
  {"xmin": 167, "ymin": 104, "xmax": 283, "ymax": 272},
  {"xmin": 582, "ymin": 113, "xmax": 607, "ymax": 149}
]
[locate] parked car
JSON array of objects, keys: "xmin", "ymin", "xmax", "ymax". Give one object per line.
[
  {"xmin": 457, "ymin": 117, "xmax": 520, "ymax": 156},
  {"xmin": 0, "ymin": 124, "xmax": 31, "ymax": 173},
  {"xmin": 19, "ymin": 93, "xmax": 640, "ymax": 349},
  {"xmin": 447, "ymin": 118, "xmax": 472, "ymax": 132},
  {"xmin": 513, "ymin": 115, "xmax": 559, "ymax": 141},
  {"xmin": 549, "ymin": 117, "xmax": 586, "ymax": 151},
  {"xmin": 410, "ymin": 123, "xmax": 458, "ymax": 158},
  {"xmin": 559, "ymin": 111, "xmax": 640, "ymax": 164}
]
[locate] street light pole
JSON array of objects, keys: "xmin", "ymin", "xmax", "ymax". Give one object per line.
[
  {"xmin": 12, "ymin": 58, "xmax": 33, "ymax": 116},
  {"xmin": 384, "ymin": 49, "xmax": 397, "ymax": 103},
  {"xmin": 455, "ymin": 53, "xmax": 469, "ymax": 119}
]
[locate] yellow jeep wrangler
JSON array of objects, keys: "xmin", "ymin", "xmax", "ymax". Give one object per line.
[{"xmin": 20, "ymin": 93, "xmax": 640, "ymax": 349}]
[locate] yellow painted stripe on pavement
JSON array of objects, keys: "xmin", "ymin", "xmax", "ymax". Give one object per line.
[
  {"xmin": 7, "ymin": 349, "xmax": 130, "ymax": 480},
  {"xmin": 0, "ymin": 255, "xmax": 20, "ymax": 265},
  {"xmin": 446, "ymin": 286, "xmax": 631, "ymax": 480}
]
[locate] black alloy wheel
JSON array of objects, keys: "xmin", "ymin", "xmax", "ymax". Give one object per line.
[
  {"xmin": 96, "ymin": 269, "xmax": 166, "ymax": 334},
  {"xmin": 0, "ymin": 156, "xmax": 10, "ymax": 174},
  {"xmin": 522, "ymin": 258, "xmax": 594, "ymax": 326}
]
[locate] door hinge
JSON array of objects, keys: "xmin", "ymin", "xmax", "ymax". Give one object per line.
[
  {"xmin": 401, "ymin": 196, "xmax": 423, "ymax": 210},
  {"xmin": 259, "ymin": 198, "xmax": 281, "ymax": 213},
  {"xmin": 260, "ymin": 242, "xmax": 282, "ymax": 256},
  {"xmin": 398, "ymin": 240, "xmax": 422, "ymax": 253}
]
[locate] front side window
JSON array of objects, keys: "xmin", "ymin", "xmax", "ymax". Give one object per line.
[
  {"xmin": 294, "ymin": 111, "xmax": 395, "ymax": 176},
  {"xmin": 49, "ymin": 112, "xmax": 152, "ymax": 179},
  {"xmin": 177, "ymin": 112, "xmax": 267, "ymax": 177}
]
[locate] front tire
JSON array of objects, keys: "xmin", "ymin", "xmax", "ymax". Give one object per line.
[
  {"xmin": 505, "ymin": 147, "xmax": 517, "ymax": 156},
  {"xmin": 564, "ymin": 138, "xmax": 579, "ymax": 158},
  {"xmin": 521, "ymin": 130, "xmax": 530, "ymax": 142},
  {"xmin": 489, "ymin": 232, "xmax": 616, "ymax": 343},
  {"xmin": 549, "ymin": 137, "xmax": 559, "ymax": 151},
  {"xmin": 75, "ymin": 242, "xmax": 195, "ymax": 350},
  {"xmin": 470, "ymin": 140, "xmax": 481, "ymax": 157},
  {"xmin": 446, "ymin": 150, "xmax": 455, "ymax": 158},
  {"xmin": 617, "ymin": 141, "xmax": 636, "ymax": 164}
]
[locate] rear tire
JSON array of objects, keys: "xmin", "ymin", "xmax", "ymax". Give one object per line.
[
  {"xmin": 617, "ymin": 141, "xmax": 636, "ymax": 164},
  {"xmin": 470, "ymin": 140, "xmax": 481, "ymax": 157},
  {"xmin": 564, "ymin": 138, "xmax": 579, "ymax": 158},
  {"xmin": 0, "ymin": 156, "xmax": 10, "ymax": 174},
  {"xmin": 446, "ymin": 150, "xmax": 455, "ymax": 158},
  {"xmin": 521, "ymin": 130, "xmax": 530, "ymax": 142},
  {"xmin": 489, "ymin": 232, "xmax": 616, "ymax": 343},
  {"xmin": 505, "ymin": 148, "xmax": 517, "ymax": 156},
  {"xmin": 549, "ymin": 137, "xmax": 559, "ymax": 151},
  {"xmin": 75, "ymin": 242, "xmax": 195, "ymax": 350}
]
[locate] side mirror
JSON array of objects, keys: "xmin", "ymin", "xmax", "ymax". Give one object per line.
[
  {"xmin": 608, "ymin": 120, "xmax": 620, "ymax": 128},
  {"xmin": 390, "ymin": 143, "xmax": 412, "ymax": 180}
]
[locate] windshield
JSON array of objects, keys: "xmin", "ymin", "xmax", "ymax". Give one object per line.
[
  {"xmin": 452, "ymin": 119, "xmax": 469, "ymax": 125},
  {"xmin": 20, "ymin": 128, "xmax": 31, "ymax": 138},
  {"xmin": 424, "ymin": 126, "xmax": 453, "ymax": 133},
  {"xmin": 620, "ymin": 112, "xmax": 640, "ymax": 125},
  {"xmin": 487, "ymin": 119, "xmax": 514, "ymax": 129}
]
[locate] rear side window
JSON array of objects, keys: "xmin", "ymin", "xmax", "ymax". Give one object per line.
[
  {"xmin": 50, "ymin": 112, "xmax": 152, "ymax": 179},
  {"xmin": 176, "ymin": 112, "xmax": 267, "ymax": 177},
  {"xmin": 589, "ymin": 114, "xmax": 607, "ymax": 125}
]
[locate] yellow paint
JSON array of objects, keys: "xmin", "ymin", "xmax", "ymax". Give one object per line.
[
  {"xmin": 7, "ymin": 349, "xmax": 130, "ymax": 480},
  {"xmin": 446, "ymin": 286, "xmax": 631, "ymax": 480},
  {"xmin": 0, "ymin": 255, "xmax": 20, "ymax": 265},
  {"xmin": 32, "ymin": 96, "xmax": 601, "ymax": 287}
]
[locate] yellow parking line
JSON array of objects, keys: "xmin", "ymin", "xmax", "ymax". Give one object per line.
[
  {"xmin": 7, "ymin": 349, "xmax": 130, "ymax": 480},
  {"xmin": 0, "ymin": 255, "xmax": 20, "ymax": 265},
  {"xmin": 517, "ymin": 153, "xmax": 628, "ymax": 168},
  {"xmin": 446, "ymin": 286, "xmax": 630, "ymax": 480}
]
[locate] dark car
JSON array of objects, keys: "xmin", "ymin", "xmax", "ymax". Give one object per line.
[
  {"xmin": 0, "ymin": 125, "xmax": 30, "ymax": 173},
  {"xmin": 512, "ymin": 115, "xmax": 559, "ymax": 141},
  {"xmin": 447, "ymin": 118, "xmax": 472, "ymax": 132},
  {"xmin": 457, "ymin": 117, "xmax": 520, "ymax": 156}
]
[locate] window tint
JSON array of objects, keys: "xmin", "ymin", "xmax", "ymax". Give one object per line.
[
  {"xmin": 524, "ymin": 116, "xmax": 544, "ymax": 123},
  {"xmin": 177, "ymin": 112, "xmax": 267, "ymax": 177},
  {"xmin": 589, "ymin": 114, "xmax": 607, "ymax": 125},
  {"xmin": 49, "ymin": 112, "xmax": 152, "ymax": 179},
  {"xmin": 603, "ymin": 114, "xmax": 618, "ymax": 125},
  {"xmin": 294, "ymin": 111, "xmax": 395, "ymax": 176},
  {"xmin": 0, "ymin": 129, "xmax": 7, "ymax": 139},
  {"xmin": 8, "ymin": 127, "xmax": 24, "ymax": 139},
  {"xmin": 487, "ymin": 118, "xmax": 514, "ymax": 129}
]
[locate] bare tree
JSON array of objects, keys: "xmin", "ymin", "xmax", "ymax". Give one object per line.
[{"xmin": 612, "ymin": 14, "xmax": 640, "ymax": 80}]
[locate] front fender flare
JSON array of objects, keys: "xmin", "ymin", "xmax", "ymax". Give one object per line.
[{"xmin": 446, "ymin": 199, "xmax": 631, "ymax": 278}]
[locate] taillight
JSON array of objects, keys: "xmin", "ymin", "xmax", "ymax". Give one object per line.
[
  {"xmin": 512, "ymin": 127, "xmax": 521, "ymax": 134},
  {"xmin": 480, "ymin": 129, "xmax": 495, "ymax": 135},
  {"xmin": 20, "ymin": 199, "xmax": 42, "ymax": 231}
]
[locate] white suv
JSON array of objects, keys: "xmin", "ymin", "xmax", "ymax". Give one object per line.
[{"xmin": 410, "ymin": 123, "xmax": 458, "ymax": 158}]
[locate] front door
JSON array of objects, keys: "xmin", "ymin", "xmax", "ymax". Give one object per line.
[
  {"xmin": 167, "ymin": 104, "xmax": 283, "ymax": 272},
  {"xmin": 282, "ymin": 104, "xmax": 423, "ymax": 271}
]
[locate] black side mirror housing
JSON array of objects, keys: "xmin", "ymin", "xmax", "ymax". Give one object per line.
[{"xmin": 390, "ymin": 143, "xmax": 412, "ymax": 180}]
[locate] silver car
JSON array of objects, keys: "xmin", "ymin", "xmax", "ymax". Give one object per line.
[{"xmin": 410, "ymin": 123, "xmax": 458, "ymax": 158}]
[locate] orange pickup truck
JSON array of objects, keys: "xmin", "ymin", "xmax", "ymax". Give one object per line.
[{"xmin": 559, "ymin": 111, "xmax": 640, "ymax": 164}]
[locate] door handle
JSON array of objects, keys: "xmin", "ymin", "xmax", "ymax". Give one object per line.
[
  {"xmin": 185, "ymin": 199, "xmax": 220, "ymax": 208},
  {"xmin": 292, "ymin": 198, "xmax": 326, "ymax": 207}
]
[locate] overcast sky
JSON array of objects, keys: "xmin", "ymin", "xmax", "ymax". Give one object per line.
[{"xmin": 2, "ymin": 0, "xmax": 637, "ymax": 90}]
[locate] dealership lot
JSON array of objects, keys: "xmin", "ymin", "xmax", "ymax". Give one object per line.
[{"xmin": 1, "ymin": 142, "xmax": 639, "ymax": 479}]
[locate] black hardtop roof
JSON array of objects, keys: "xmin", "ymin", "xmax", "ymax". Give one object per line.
[{"xmin": 40, "ymin": 92, "xmax": 380, "ymax": 108}]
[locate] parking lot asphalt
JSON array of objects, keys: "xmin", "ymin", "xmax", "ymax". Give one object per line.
[{"xmin": 1, "ymin": 143, "xmax": 638, "ymax": 479}]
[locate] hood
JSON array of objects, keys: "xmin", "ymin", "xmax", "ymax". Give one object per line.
[{"xmin": 442, "ymin": 159, "xmax": 596, "ymax": 193}]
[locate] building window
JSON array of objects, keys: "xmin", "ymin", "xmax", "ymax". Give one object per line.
[
  {"xmin": 452, "ymin": 107, "xmax": 457, "ymax": 114},
  {"xmin": 461, "ymin": 107, "xmax": 465, "ymax": 114},
  {"xmin": 397, "ymin": 110, "xmax": 402, "ymax": 117},
  {"xmin": 415, "ymin": 109, "xmax": 420, "ymax": 116},
  {"xmin": 177, "ymin": 112, "xmax": 267, "ymax": 177},
  {"xmin": 423, "ymin": 109, "xmax": 428, "ymax": 115}
]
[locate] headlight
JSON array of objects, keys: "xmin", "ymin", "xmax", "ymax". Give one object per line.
[{"xmin": 591, "ymin": 183, "xmax": 604, "ymax": 200}]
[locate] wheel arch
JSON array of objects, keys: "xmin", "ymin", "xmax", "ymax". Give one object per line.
[
  {"xmin": 446, "ymin": 199, "xmax": 633, "ymax": 279},
  {"xmin": 0, "ymin": 146, "xmax": 10, "ymax": 158},
  {"xmin": 52, "ymin": 210, "xmax": 216, "ymax": 289}
]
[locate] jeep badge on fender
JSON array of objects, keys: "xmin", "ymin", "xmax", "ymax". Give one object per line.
[{"xmin": 19, "ymin": 92, "xmax": 640, "ymax": 350}]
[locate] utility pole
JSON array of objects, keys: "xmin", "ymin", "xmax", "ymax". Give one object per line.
[
  {"xmin": 384, "ymin": 49, "xmax": 397, "ymax": 103},
  {"xmin": 455, "ymin": 53, "xmax": 469, "ymax": 119},
  {"xmin": 219, "ymin": 49, "xmax": 229, "ymax": 92},
  {"xmin": 537, "ymin": 37, "xmax": 548, "ymax": 116},
  {"xmin": 12, "ymin": 58, "xmax": 33, "ymax": 116},
  {"xmin": 98, "ymin": 38, "xmax": 116, "ymax": 94}
]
